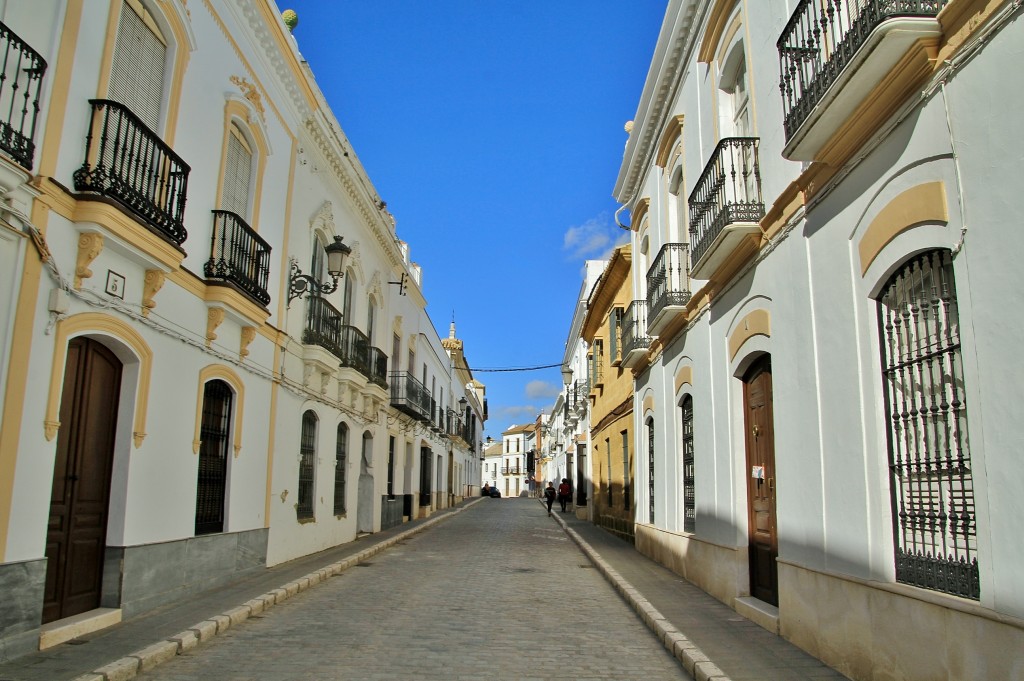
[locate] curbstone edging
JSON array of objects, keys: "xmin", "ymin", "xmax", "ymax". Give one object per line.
[
  {"xmin": 167, "ymin": 629, "xmax": 199, "ymax": 653},
  {"xmin": 92, "ymin": 656, "xmax": 138, "ymax": 681},
  {"xmin": 189, "ymin": 619, "xmax": 218, "ymax": 642},
  {"xmin": 546, "ymin": 499, "xmax": 733, "ymax": 681},
  {"xmin": 130, "ymin": 640, "xmax": 178, "ymax": 672}
]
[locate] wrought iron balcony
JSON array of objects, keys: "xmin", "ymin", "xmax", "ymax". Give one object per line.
[
  {"xmin": 390, "ymin": 371, "xmax": 432, "ymax": 422},
  {"xmin": 621, "ymin": 300, "xmax": 652, "ymax": 369},
  {"xmin": 74, "ymin": 99, "xmax": 190, "ymax": 245},
  {"xmin": 646, "ymin": 243, "xmax": 692, "ymax": 336},
  {"xmin": 778, "ymin": 0, "xmax": 947, "ymax": 160},
  {"xmin": 204, "ymin": 210, "xmax": 271, "ymax": 306},
  {"xmin": 0, "ymin": 21, "xmax": 45, "ymax": 170},
  {"xmin": 366, "ymin": 346, "xmax": 388, "ymax": 388},
  {"xmin": 302, "ymin": 295, "xmax": 344, "ymax": 357},
  {"xmin": 687, "ymin": 138, "xmax": 764, "ymax": 280},
  {"xmin": 501, "ymin": 467, "xmax": 522, "ymax": 476}
]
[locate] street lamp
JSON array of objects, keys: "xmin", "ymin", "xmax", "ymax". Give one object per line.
[
  {"xmin": 287, "ymin": 235, "xmax": 351, "ymax": 306},
  {"xmin": 561, "ymin": 365, "xmax": 573, "ymax": 385}
]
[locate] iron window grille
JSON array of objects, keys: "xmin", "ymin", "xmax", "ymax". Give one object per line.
[
  {"xmin": 297, "ymin": 410, "xmax": 317, "ymax": 520},
  {"xmin": 195, "ymin": 380, "xmax": 232, "ymax": 535},
  {"xmin": 877, "ymin": 249, "xmax": 979, "ymax": 600},
  {"xmin": 622, "ymin": 431, "xmax": 631, "ymax": 511},
  {"xmin": 0, "ymin": 20, "xmax": 45, "ymax": 170},
  {"xmin": 334, "ymin": 423, "xmax": 348, "ymax": 515},
  {"xmin": 682, "ymin": 395, "xmax": 695, "ymax": 533},
  {"xmin": 648, "ymin": 417, "xmax": 656, "ymax": 524},
  {"xmin": 386, "ymin": 435, "xmax": 395, "ymax": 499}
]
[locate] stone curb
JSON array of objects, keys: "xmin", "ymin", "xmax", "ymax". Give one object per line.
[
  {"xmin": 69, "ymin": 499, "xmax": 484, "ymax": 681},
  {"xmin": 546, "ymin": 502, "xmax": 732, "ymax": 681}
]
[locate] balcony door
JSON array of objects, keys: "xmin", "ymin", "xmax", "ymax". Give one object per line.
[{"xmin": 44, "ymin": 338, "xmax": 122, "ymax": 623}]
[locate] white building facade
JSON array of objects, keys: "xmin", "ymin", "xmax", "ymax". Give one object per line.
[
  {"xmin": 0, "ymin": 0, "xmax": 482, "ymax": 660},
  {"xmin": 614, "ymin": 1, "xmax": 1024, "ymax": 679}
]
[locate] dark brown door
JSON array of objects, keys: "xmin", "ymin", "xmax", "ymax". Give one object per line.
[
  {"xmin": 43, "ymin": 337, "xmax": 121, "ymax": 623},
  {"xmin": 743, "ymin": 356, "xmax": 778, "ymax": 605}
]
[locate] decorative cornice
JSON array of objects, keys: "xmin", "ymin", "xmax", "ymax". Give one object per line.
[
  {"xmin": 615, "ymin": 1, "xmax": 700, "ymax": 202},
  {"xmin": 229, "ymin": 0, "xmax": 314, "ymax": 120},
  {"xmin": 304, "ymin": 119, "xmax": 403, "ymax": 268}
]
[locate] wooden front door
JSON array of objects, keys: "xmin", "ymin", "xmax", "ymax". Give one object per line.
[
  {"xmin": 43, "ymin": 337, "xmax": 121, "ymax": 623},
  {"xmin": 743, "ymin": 356, "xmax": 778, "ymax": 605}
]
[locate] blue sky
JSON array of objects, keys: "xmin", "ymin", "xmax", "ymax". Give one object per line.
[{"xmin": 282, "ymin": 1, "xmax": 666, "ymax": 439}]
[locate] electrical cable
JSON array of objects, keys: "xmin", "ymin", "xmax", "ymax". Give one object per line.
[{"xmin": 473, "ymin": 363, "xmax": 563, "ymax": 373}]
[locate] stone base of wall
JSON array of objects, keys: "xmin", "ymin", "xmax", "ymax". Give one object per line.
[
  {"xmin": 105, "ymin": 528, "xmax": 268, "ymax": 619},
  {"xmin": 779, "ymin": 560, "xmax": 1024, "ymax": 681},
  {"xmin": 595, "ymin": 513, "xmax": 635, "ymax": 541},
  {"xmin": 633, "ymin": 523, "xmax": 746, "ymax": 605},
  {"xmin": 0, "ymin": 558, "xmax": 46, "ymax": 662}
]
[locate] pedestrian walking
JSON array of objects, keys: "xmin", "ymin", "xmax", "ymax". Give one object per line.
[
  {"xmin": 543, "ymin": 482, "xmax": 557, "ymax": 515},
  {"xmin": 557, "ymin": 478, "xmax": 572, "ymax": 513}
]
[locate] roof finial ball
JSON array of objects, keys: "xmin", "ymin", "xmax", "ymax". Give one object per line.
[{"xmin": 282, "ymin": 9, "xmax": 298, "ymax": 32}]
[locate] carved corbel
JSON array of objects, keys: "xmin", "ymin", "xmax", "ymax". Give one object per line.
[
  {"xmin": 141, "ymin": 269, "xmax": 165, "ymax": 317},
  {"xmin": 75, "ymin": 233, "xmax": 104, "ymax": 290},
  {"xmin": 239, "ymin": 326, "xmax": 257, "ymax": 359},
  {"xmin": 44, "ymin": 419, "xmax": 60, "ymax": 441},
  {"xmin": 133, "ymin": 431, "xmax": 146, "ymax": 447},
  {"xmin": 206, "ymin": 308, "xmax": 225, "ymax": 347}
]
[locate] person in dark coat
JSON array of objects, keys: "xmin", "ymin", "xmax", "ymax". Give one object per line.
[{"xmin": 543, "ymin": 482, "xmax": 557, "ymax": 516}]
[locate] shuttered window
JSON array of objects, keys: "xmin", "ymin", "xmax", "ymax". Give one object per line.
[
  {"xmin": 110, "ymin": 0, "xmax": 166, "ymax": 133},
  {"xmin": 222, "ymin": 127, "xmax": 252, "ymax": 220}
]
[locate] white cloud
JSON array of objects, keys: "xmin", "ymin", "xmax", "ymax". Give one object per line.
[
  {"xmin": 493, "ymin": 405, "xmax": 541, "ymax": 424},
  {"xmin": 562, "ymin": 213, "xmax": 616, "ymax": 260},
  {"xmin": 525, "ymin": 380, "xmax": 560, "ymax": 399}
]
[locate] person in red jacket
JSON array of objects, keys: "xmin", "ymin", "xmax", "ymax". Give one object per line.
[{"xmin": 557, "ymin": 478, "xmax": 572, "ymax": 513}]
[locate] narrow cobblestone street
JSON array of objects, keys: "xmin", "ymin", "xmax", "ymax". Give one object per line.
[{"xmin": 135, "ymin": 498, "xmax": 689, "ymax": 681}]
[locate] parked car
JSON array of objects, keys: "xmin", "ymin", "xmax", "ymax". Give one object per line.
[{"xmin": 489, "ymin": 487, "xmax": 501, "ymax": 498}]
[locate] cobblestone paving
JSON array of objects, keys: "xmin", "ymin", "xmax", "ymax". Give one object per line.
[{"xmin": 138, "ymin": 499, "xmax": 689, "ymax": 681}]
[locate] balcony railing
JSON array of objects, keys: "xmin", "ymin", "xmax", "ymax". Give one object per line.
[
  {"xmin": 621, "ymin": 299, "xmax": 652, "ymax": 367},
  {"xmin": 204, "ymin": 210, "xmax": 271, "ymax": 306},
  {"xmin": 778, "ymin": 0, "xmax": 948, "ymax": 145},
  {"xmin": 74, "ymin": 99, "xmax": 189, "ymax": 245},
  {"xmin": 688, "ymin": 137, "xmax": 764, "ymax": 276},
  {"xmin": 302, "ymin": 295, "xmax": 344, "ymax": 356},
  {"xmin": 367, "ymin": 346, "xmax": 388, "ymax": 388},
  {"xmin": 390, "ymin": 371, "xmax": 432, "ymax": 422},
  {"xmin": 0, "ymin": 21, "xmax": 45, "ymax": 170},
  {"xmin": 646, "ymin": 243, "xmax": 691, "ymax": 333},
  {"xmin": 501, "ymin": 467, "xmax": 522, "ymax": 476}
]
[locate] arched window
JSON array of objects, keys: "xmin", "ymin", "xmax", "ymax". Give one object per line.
[
  {"xmin": 719, "ymin": 40, "xmax": 751, "ymax": 138},
  {"xmin": 681, "ymin": 395, "xmax": 695, "ymax": 533},
  {"xmin": 647, "ymin": 416, "xmax": 656, "ymax": 524},
  {"xmin": 195, "ymin": 379, "xmax": 232, "ymax": 535},
  {"xmin": 297, "ymin": 410, "xmax": 317, "ymax": 520},
  {"xmin": 334, "ymin": 422, "xmax": 348, "ymax": 515},
  {"xmin": 876, "ymin": 249, "xmax": 978, "ymax": 599}
]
